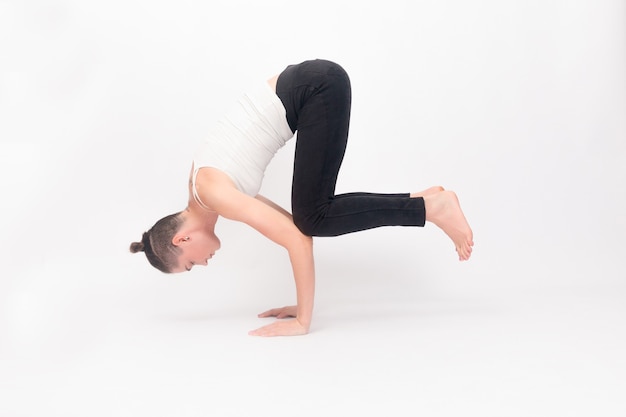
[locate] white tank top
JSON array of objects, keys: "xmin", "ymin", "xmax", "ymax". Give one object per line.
[{"xmin": 192, "ymin": 82, "xmax": 294, "ymax": 206}]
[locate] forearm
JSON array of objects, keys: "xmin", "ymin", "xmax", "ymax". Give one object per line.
[{"xmin": 288, "ymin": 235, "xmax": 315, "ymax": 329}]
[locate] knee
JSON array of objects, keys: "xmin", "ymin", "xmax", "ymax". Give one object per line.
[{"xmin": 293, "ymin": 212, "xmax": 317, "ymax": 237}]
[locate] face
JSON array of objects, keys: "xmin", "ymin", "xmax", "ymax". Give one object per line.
[{"xmin": 173, "ymin": 231, "xmax": 221, "ymax": 273}]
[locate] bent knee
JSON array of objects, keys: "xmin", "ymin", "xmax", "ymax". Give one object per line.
[{"xmin": 293, "ymin": 213, "xmax": 318, "ymax": 237}]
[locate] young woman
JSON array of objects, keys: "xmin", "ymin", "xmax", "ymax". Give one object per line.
[{"xmin": 130, "ymin": 59, "xmax": 474, "ymax": 337}]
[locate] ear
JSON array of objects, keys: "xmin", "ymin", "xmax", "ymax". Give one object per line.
[{"xmin": 172, "ymin": 235, "xmax": 190, "ymax": 246}]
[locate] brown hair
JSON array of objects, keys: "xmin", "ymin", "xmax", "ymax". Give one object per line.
[{"xmin": 130, "ymin": 212, "xmax": 183, "ymax": 273}]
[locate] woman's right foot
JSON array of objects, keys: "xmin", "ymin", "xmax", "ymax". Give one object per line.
[{"xmin": 423, "ymin": 190, "xmax": 474, "ymax": 261}]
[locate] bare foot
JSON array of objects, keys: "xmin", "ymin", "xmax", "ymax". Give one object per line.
[
  {"xmin": 423, "ymin": 190, "xmax": 474, "ymax": 261},
  {"xmin": 410, "ymin": 186, "xmax": 444, "ymax": 198}
]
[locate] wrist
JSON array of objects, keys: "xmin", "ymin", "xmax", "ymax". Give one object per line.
[{"xmin": 296, "ymin": 316, "xmax": 311, "ymax": 331}]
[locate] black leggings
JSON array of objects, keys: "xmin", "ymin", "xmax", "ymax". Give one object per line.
[{"xmin": 275, "ymin": 59, "xmax": 425, "ymax": 237}]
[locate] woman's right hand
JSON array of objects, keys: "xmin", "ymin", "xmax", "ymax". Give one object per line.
[{"xmin": 249, "ymin": 317, "xmax": 308, "ymax": 337}]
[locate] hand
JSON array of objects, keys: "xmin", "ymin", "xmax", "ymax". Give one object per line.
[
  {"xmin": 249, "ymin": 318, "xmax": 309, "ymax": 337},
  {"xmin": 257, "ymin": 305, "xmax": 297, "ymax": 319}
]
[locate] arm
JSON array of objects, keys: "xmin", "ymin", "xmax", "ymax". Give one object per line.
[
  {"xmin": 255, "ymin": 194, "xmax": 293, "ymax": 220},
  {"xmin": 197, "ymin": 171, "xmax": 315, "ymax": 336}
]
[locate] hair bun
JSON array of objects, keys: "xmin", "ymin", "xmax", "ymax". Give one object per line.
[{"xmin": 129, "ymin": 241, "xmax": 145, "ymax": 253}]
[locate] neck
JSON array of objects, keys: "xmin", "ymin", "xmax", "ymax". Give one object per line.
[{"xmin": 184, "ymin": 205, "xmax": 219, "ymax": 232}]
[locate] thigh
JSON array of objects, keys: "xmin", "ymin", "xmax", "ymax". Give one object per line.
[{"xmin": 276, "ymin": 59, "xmax": 352, "ymax": 211}]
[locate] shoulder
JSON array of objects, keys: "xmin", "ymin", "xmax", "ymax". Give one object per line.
[
  {"xmin": 195, "ymin": 166, "xmax": 237, "ymax": 188},
  {"xmin": 194, "ymin": 167, "xmax": 270, "ymax": 222},
  {"xmin": 191, "ymin": 167, "xmax": 239, "ymax": 210}
]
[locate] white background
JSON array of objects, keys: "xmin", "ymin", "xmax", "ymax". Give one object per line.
[{"xmin": 1, "ymin": 1, "xmax": 625, "ymax": 416}]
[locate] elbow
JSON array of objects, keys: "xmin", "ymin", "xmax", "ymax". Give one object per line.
[
  {"xmin": 288, "ymin": 229, "xmax": 313, "ymax": 254},
  {"xmin": 299, "ymin": 232, "xmax": 313, "ymax": 250}
]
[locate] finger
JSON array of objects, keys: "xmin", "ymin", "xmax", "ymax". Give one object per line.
[
  {"xmin": 258, "ymin": 309, "xmax": 278, "ymax": 318},
  {"xmin": 249, "ymin": 324, "xmax": 275, "ymax": 337}
]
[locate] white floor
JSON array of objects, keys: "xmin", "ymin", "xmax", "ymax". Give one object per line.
[{"xmin": 1, "ymin": 239, "xmax": 625, "ymax": 417}]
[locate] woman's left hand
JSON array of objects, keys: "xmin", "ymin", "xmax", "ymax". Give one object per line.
[
  {"xmin": 249, "ymin": 319, "xmax": 309, "ymax": 337},
  {"xmin": 257, "ymin": 305, "xmax": 297, "ymax": 319}
]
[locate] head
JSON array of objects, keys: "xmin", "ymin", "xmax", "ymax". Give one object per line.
[{"xmin": 130, "ymin": 211, "xmax": 220, "ymax": 273}]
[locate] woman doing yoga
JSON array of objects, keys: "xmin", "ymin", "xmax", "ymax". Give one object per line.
[{"xmin": 130, "ymin": 59, "xmax": 474, "ymax": 337}]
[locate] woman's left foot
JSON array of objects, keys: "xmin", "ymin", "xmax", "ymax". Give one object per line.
[{"xmin": 410, "ymin": 186, "xmax": 444, "ymax": 198}]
